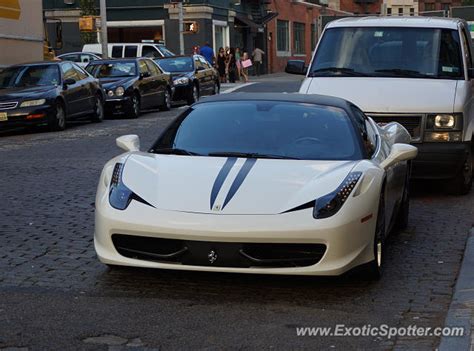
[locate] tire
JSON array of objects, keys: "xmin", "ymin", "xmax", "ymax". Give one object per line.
[
  {"xmin": 395, "ymin": 169, "xmax": 410, "ymax": 231},
  {"xmin": 128, "ymin": 93, "xmax": 141, "ymax": 119},
  {"xmin": 449, "ymin": 148, "xmax": 472, "ymax": 195},
  {"xmin": 187, "ymin": 84, "xmax": 199, "ymax": 105},
  {"xmin": 159, "ymin": 88, "xmax": 172, "ymax": 111},
  {"xmin": 91, "ymin": 94, "xmax": 104, "ymax": 123},
  {"xmin": 49, "ymin": 101, "xmax": 66, "ymax": 132},
  {"xmin": 365, "ymin": 192, "xmax": 385, "ymax": 280}
]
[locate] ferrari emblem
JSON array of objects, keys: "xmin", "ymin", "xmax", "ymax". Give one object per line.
[{"xmin": 208, "ymin": 250, "xmax": 217, "ymax": 264}]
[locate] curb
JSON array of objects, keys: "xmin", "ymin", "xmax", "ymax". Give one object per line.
[{"xmin": 439, "ymin": 227, "xmax": 474, "ymax": 351}]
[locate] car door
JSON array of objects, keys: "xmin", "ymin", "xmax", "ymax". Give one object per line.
[
  {"xmin": 60, "ymin": 62, "xmax": 85, "ymax": 117},
  {"xmin": 145, "ymin": 59, "xmax": 167, "ymax": 106},
  {"xmin": 193, "ymin": 56, "xmax": 210, "ymax": 94},
  {"xmin": 72, "ymin": 63, "xmax": 96, "ymax": 113},
  {"xmin": 137, "ymin": 59, "xmax": 154, "ymax": 108}
]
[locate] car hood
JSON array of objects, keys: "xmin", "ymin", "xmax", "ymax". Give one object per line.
[
  {"xmin": 121, "ymin": 153, "xmax": 357, "ymax": 215},
  {"xmin": 302, "ymin": 77, "xmax": 458, "ymax": 113},
  {"xmin": 0, "ymin": 86, "xmax": 56, "ymax": 101},
  {"xmin": 170, "ymin": 72, "xmax": 193, "ymax": 80},
  {"xmin": 99, "ymin": 77, "xmax": 135, "ymax": 90}
]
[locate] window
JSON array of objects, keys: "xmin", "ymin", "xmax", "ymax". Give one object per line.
[
  {"xmin": 277, "ymin": 20, "xmax": 290, "ymax": 54},
  {"xmin": 424, "ymin": 3, "xmax": 435, "ymax": 11},
  {"xmin": 145, "ymin": 60, "xmax": 161, "ymax": 76},
  {"xmin": 398, "ymin": 8, "xmax": 403, "ymax": 16},
  {"xmin": 61, "ymin": 63, "xmax": 80, "ymax": 81},
  {"xmin": 60, "ymin": 54, "xmax": 79, "ymax": 62},
  {"xmin": 410, "ymin": 8, "xmax": 415, "ymax": 16},
  {"xmin": 387, "ymin": 8, "xmax": 392, "ymax": 15},
  {"xmin": 111, "ymin": 45, "xmax": 123, "ymax": 58},
  {"xmin": 311, "ymin": 24, "xmax": 317, "ymax": 51},
  {"xmin": 80, "ymin": 54, "xmax": 95, "ymax": 64},
  {"xmin": 73, "ymin": 64, "xmax": 88, "ymax": 80},
  {"xmin": 124, "ymin": 45, "xmax": 138, "ymax": 58},
  {"xmin": 199, "ymin": 56, "xmax": 211, "ymax": 69},
  {"xmin": 138, "ymin": 60, "xmax": 149, "ymax": 75},
  {"xmin": 213, "ymin": 23, "xmax": 229, "ymax": 52},
  {"xmin": 142, "ymin": 45, "xmax": 160, "ymax": 58},
  {"xmin": 293, "ymin": 22, "xmax": 305, "ymax": 55}
]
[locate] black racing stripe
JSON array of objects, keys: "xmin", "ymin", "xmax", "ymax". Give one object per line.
[
  {"xmin": 281, "ymin": 200, "xmax": 315, "ymax": 214},
  {"xmin": 222, "ymin": 158, "xmax": 257, "ymax": 210},
  {"xmin": 210, "ymin": 157, "xmax": 237, "ymax": 210}
]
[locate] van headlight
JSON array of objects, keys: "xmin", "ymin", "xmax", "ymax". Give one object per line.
[{"xmin": 424, "ymin": 114, "xmax": 463, "ymax": 142}]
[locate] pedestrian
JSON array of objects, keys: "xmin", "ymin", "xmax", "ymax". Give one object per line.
[
  {"xmin": 200, "ymin": 42, "xmax": 215, "ymax": 65},
  {"xmin": 227, "ymin": 47, "xmax": 237, "ymax": 83},
  {"xmin": 235, "ymin": 47, "xmax": 242, "ymax": 81},
  {"xmin": 252, "ymin": 47, "xmax": 265, "ymax": 76},
  {"xmin": 216, "ymin": 47, "xmax": 227, "ymax": 83},
  {"xmin": 240, "ymin": 52, "xmax": 251, "ymax": 83},
  {"xmin": 192, "ymin": 45, "xmax": 200, "ymax": 55}
]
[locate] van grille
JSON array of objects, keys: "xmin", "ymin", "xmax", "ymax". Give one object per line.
[{"xmin": 369, "ymin": 114, "xmax": 423, "ymax": 141}]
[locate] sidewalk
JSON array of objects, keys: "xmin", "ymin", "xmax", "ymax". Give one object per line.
[
  {"xmin": 219, "ymin": 72, "xmax": 304, "ymax": 94},
  {"xmin": 439, "ymin": 227, "xmax": 474, "ymax": 351}
]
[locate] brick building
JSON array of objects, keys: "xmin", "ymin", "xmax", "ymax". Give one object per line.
[
  {"xmin": 418, "ymin": 0, "xmax": 461, "ymax": 13},
  {"xmin": 265, "ymin": 0, "xmax": 349, "ymax": 73}
]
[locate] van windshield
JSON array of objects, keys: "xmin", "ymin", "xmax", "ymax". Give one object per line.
[{"xmin": 310, "ymin": 27, "xmax": 463, "ymax": 79}]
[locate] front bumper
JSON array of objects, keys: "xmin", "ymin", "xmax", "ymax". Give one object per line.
[
  {"xmin": 94, "ymin": 193, "xmax": 379, "ymax": 276},
  {"xmin": 171, "ymin": 84, "xmax": 192, "ymax": 102},
  {"xmin": 0, "ymin": 105, "xmax": 53, "ymax": 129},
  {"xmin": 412, "ymin": 142, "xmax": 471, "ymax": 179},
  {"xmin": 104, "ymin": 96, "xmax": 131, "ymax": 115}
]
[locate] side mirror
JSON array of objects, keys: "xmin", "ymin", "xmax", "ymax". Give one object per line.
[
  {"xmin": 63, "ymin": 78, "xmax": 76, "ymax": 87},
  {"xmin": 468, "ymin": 68, "xmax": 474, "ymax": 79},
  {"xmin": 285, "ymin": 60, "xmax": 307, "ymax": 75},
  {"xmin": 380, "ymin": 143, "xmax": 418, "ymax": 169},
  {"xmin": 116, "ymin": 134, "xmax": 140, "ymax": 152}
]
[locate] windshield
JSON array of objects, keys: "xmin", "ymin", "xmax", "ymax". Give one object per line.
[
  {"xmin": 156, "ymin": 45, "xmax": 175, "ymax": 57},
  {"xmin": 156, "ymin": 57, "xmax": 194, "ymax": 72},
  {"xmin": 152, "ymin": 101, "xmax": 362, "ymax": 160},
  {"xmin": 310, "ymin": 27, "xmax": 463, "ymax": 79},
  {"xmin": 86, "ymin": 62, "xmax": 137, "ymax": 78},
  {"xmin": 0, "ymin": 65, "xmax": 60, "ymax": 88}
]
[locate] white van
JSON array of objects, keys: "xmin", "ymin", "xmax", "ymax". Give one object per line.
[
  {"xmin": 82, "ymin": 43, "xmax": 174, "ymax": 59},
  {"xmin": 287, "ymin": 17, "xmax": 473, "ymax": 194}
]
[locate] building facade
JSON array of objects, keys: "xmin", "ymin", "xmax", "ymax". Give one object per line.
[{"xmin": 418, "ymin": 0, "xmax": 461, "ymax": 13}]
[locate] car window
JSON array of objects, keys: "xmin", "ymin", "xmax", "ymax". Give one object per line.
[
  {"xmin": 73, "ymin": 64, "xmax": 88, "ymax": 80},
  {"xmin": 198, "ymin": 56, "xmax": 211, "ymax": 69},
  {"xmin": 61, "ymin": 62, "xmax": 80, "ymax": 81},
  {"xmin": 111, "ymin": 45, "xmax": 123, "ymax": 58},
  {"xmin": 142, "ymin": 45, "xmax": 160, "ymax": 58},
  {"xmin": 124, "ymin": 45, "xmax": 138, "ymax": 58},
  {"xmin": 87, "ymin": 62, "xmax": 137, "ymax": 78},
  {"xmin": 194, "ymin": 57, "xmax": 204, "ymax": 70},
  {"xmin": 156, "ymin": 57, "xmax": 194, "ymax": 72},
  {"xmin": 155, "ymin": 45, "xmax": 175, "ymax": 57},
  {"xmin": 80, "ymin": 54, "xmax": 94, "ymax": 64},
  {"xmin": 138, "ymin": 60, "xmax": 149, "ymax": 75},
  {"xmin": 351, "ymin": 106, "xmax": 375, "ymax": 157},
  {"xmin": 61, "ymin": 54, "xmax": 79, "ymax": 62},
  {"xmin": 0, "ymin": 64, "xmax": 60, "ymax": 88},
  {"xmin": 152, "ymin": 101, "xmax": 363, "ymax": 161},
  {"xmin": 145, "ymin": 60, "xmax": 161, "ymax": 76}
]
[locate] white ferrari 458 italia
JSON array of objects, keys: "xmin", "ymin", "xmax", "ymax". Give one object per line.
[{"xmin": 95, "ymin": 93, "xmax": 417, "ymax": 279}]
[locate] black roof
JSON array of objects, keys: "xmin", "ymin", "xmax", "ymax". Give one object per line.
[
  {"xmin": 195, "ymin": 93, "xmax": 354, "ymax": 111},
  {"xmin": 87, "ymin": 58, "xmax": 147, "ymax": 64},
  {"xmin": 6, "ymin": 61, "xmax": 62, "ymax": 68}
]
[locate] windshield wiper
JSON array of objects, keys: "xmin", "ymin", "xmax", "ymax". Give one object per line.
[
  {"xmin": 309, "ymin": 67, "xmax": 368, "ymax": 77},
  {"xmin": 153, "ymin": 148, "xmax": 201, "ymax": 156},
  {"xmin": 374, "ymin": 68, "xmax": 432, "ymax": 78},
  {"xmin": 208, "ymin": 152, "xmax": 299, "ymax": 160}
]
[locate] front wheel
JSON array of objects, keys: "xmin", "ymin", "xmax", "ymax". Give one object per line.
[
  {"xmin": 365, "ymin": 193, "xmax": 385, "ymax": 280},
  {"xmin": 159, "ymin": 88, "xmax": 171, "ymax": 111},
  {"xmin": 449, "ymin": 149, "xmax": 472, "ymax": 195},
  {"xmin": 128, "ymin": 93, "xmax": 141, "ymax": 119},
  {"xmin": 187, "ymin": 84, "xmax": 199, "ymax": 105},
  {"xmin": 91, "ymin": 94, "xmax": 104, "ymax": 123},
  {"xmin": 49, "ymin": 102, "xmax": 66, "ymax": 132}
]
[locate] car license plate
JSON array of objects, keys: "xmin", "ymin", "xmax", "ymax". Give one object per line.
[{"xmin": 0, "ymin": 112, "xmax": 7, "ymax": 121}]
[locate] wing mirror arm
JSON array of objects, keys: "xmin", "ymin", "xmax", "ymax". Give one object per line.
[{"xmin": 380, "ymin": 143, "xmax": 418, "ymax": 169}]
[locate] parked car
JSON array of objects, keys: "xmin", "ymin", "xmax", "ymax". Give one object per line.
[
  {"xmin": 0, "ymin": 61, "xmax": 104, "ymax": 131},
  {"xmin": 286, "ymin": 17, "xmax": 473, "ymax": 194},
  {"xmin": 86, "ymin": 58, "xmax": 173, "ymax": 118},
  {"xmin": 94, "ymin": 93, "xmax": 418, "ymax": 280},
  {"xmin": 83, "ymin": 43, "xmax": 174, "ymax": 59},
  {"xmin": 56, "ymin": 52, "xmax": 102, "ymax": 68},
  {"xmin": 155, "ymin": 55, "xmax": 219, "ymax": 105}
]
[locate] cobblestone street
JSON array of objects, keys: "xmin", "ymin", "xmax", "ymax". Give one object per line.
[{"xmin": 0, "ymin": 81, "xmax": 473, "ymax": 350}]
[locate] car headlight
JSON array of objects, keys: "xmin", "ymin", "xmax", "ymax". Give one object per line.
[
  {"xmin": 313, "ymin": 172, "xmax": 362, "ymax": 219},
  {"xmin": 115, "ymin": 86, "xmax": 125, "ymax": 97},
  {"xmin": 109, "ymin": 163, "xmax": 152, "ymax": 210},
  {"xmin": 20, "ymin": 99, "xmax": 46, "ymax": 107},
  {"xmin": 173, "ymin": 77, "xmax": 189, "ymax": 85},
  {"xmin": 424, "ymin": 114, "xmax": 463, "ymax": 142},
  {"xmin": 107, "ymin": 90, "xmax": 114, "ymax": 97}
]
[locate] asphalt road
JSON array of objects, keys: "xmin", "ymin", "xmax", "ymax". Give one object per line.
[{"xmin": 0, "ymin": 77, "xmax": 473, "ymax": 350}]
